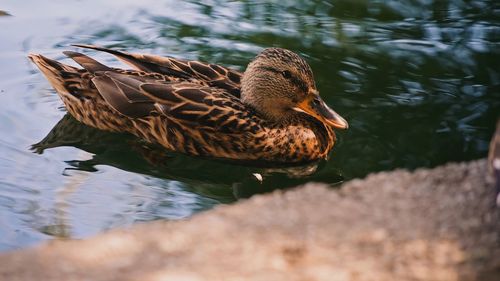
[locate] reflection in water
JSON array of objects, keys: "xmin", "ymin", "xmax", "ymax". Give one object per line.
[
  {"xmin": 38, "ymin": 165, "xmax": 89, "ymax": 238},
  {"xmin": 33, "ymin": 114, "xmax": 341, "ymax": 200},
  {"xmin": 0, "ymin": 0, "xmax": 498, "ymax": 250},
  {"xmin": 26, "ymin": 114, "xmax": 341, "ymax": 246}
]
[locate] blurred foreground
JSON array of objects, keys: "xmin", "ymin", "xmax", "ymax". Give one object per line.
[{"xmin": 1, "ymin": 156, "xmax": 498, "ymax": 280}]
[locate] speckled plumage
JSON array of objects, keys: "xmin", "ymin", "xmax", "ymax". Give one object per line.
[{"xmin": 28, "ymin": 45, "xmax": 347, "ymax": 163}]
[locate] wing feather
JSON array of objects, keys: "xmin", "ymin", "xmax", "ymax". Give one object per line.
[
  {"xmin": 92, "ymin": 75, "xmax": 154, "ymax": 118},
  {"xmin": 90, "ymin": 71, "xmax": 253, "ymax": 134},
  {"xmin": 72, "ymin": 44, "xmax": 242, "ymax": 96},
  {"xmin": 61, "ymin": 45, "xmax": 258, "ymax": 135}
]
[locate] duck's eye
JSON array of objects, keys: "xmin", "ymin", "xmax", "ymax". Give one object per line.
[
  {"xmin": 281, "ymin": 70, "xmax": 292, "ymax": 79},
  {"xmin": 312, "ymin": 97, "xmax": 321, "ymax": 106}
]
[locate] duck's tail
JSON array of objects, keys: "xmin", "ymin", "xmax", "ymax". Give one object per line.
[
  {"xmin": 28, "ymin": 52, "xmax": 135, "ymax": 132},
  {"xmin": 28, "ymin": 53, "xmax": 84, "ymax": 98},
  {"xmin": 29, "ymin": 51, "xmax": 112, "ymax": 98}
]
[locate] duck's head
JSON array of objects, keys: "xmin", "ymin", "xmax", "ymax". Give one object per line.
[{"xmin": 241, "ymin": 48, "xmax": 348, "ymax": 130}]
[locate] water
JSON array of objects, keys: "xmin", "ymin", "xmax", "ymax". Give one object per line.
[{"xmin": 0, "ymin": 0, "xmax": 498, "ymax": 251}]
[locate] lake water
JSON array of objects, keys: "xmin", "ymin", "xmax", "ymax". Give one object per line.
[{"xmin": 0, "ymin": 0, "xmax": 498, "ymax": 251}]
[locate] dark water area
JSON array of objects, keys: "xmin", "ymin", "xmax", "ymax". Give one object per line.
[{"xmin": 0, "ymin": 0, "xmax": 499, "ymax": 250}]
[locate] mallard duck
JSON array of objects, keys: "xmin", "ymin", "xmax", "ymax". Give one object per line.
[{"xmin": 28, "ymin": 45, "xmax": 348, "ymax": 163}]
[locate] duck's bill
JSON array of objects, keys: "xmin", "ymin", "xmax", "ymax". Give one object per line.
[{"xmin": 294, "ymin": 96, "xmax": 348, "ymax": 130}]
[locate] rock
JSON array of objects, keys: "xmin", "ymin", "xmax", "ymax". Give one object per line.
[
  {"xmin": 0, "ymin": 159, "xmax": 499, "ymax": 281},
  {"xmin": 488, "ymin": 120, "xmax": 500, "ymax": 206}
]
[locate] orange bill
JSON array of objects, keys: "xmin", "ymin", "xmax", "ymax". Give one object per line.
[{"xmin": 294, "ymin": 95, "xmax": 348, "ymax": 129}]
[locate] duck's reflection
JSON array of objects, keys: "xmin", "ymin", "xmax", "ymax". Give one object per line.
[{"xmin": 32, "ymin": 114, "xmax": 343, "ymax": 202}]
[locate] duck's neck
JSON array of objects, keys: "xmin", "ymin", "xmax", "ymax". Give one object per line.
[{"xmin": 241, "ymin": 95, "xmax": 297, "ymax": 123}]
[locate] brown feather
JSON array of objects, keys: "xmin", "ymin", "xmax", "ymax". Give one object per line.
[
  {"xmin": 63, "ymin": 51, "xmax": 111, "ymax": 73},
  {"xmin": 72, "ymin": 44, "xmax": 242, "ymax": 96},
  {"xmin": 91, "ymin": 75, "xmax": 152, "ymax": 118}
]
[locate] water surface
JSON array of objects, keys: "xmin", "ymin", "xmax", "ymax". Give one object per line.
[{"xmin": 0, "ymin": 0, "xmax": 499, "ymax": 250}]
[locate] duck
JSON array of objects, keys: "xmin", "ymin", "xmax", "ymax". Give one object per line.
[{"xmin": 28, "ymin": 45, "xmax": 348, "ymax": 164}]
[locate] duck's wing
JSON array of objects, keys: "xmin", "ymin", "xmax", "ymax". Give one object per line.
[
  {"xmin": 63, "ymin": 51, "xmax": 256, "ymax": 132},
  {"xmin": 72, "ymin": 44, "xmax": 242, "ymax": 97},
  {"xmin": 91, "ymin": 71, "xmax": 255, "ymax": 133}
]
